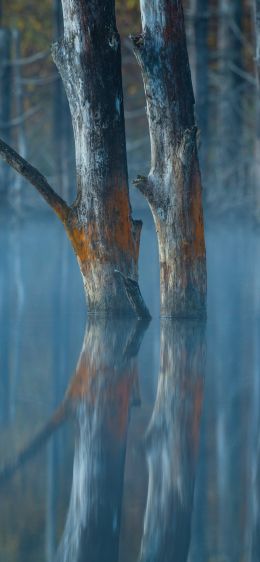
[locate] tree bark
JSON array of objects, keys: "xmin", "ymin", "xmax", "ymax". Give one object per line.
[
  {"xmin": 217, "ymin": 0, "xmax": 243, "ymax": 205},
  {"xmin": 132, "ymin": 0, "xmax": 207, "ymax": 318},
  {"xmin": 55, "ymin": 318, "xmax": 146, "ymax": 562},
  {"xmin": 52, "ymin": 0, "xmax": 148, "ymax": 316},
  {"xmin": 0, "ymin": 28, "xmax": 12, "ymax": 196}
]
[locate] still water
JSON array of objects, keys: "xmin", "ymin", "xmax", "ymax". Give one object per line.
[{"xmin": 0, "ymin": 207, "xmax": 260, "ymax": 562}]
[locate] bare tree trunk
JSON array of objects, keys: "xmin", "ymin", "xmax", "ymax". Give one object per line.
[
  {"xmin": 139, "ymin": 319, "xmax": 206, "ymax": 561},
  {"xmin": 254, "ymin": 0, "xmax": 260, "ymax": 215},
  {"xmin": 217, "ymin": 0, "xmax": 243, "ymax": 206},
  {"xmin": 52, "ymin": 0, "xmax": 148, "ymax": 316},
  {"xmin": 132, "ymin": 0, "xmax": 207, "ymax": 318},
  {"xmin": 0, "ymin": 28, "xmax": 12, "ymax": 195},
  {"xmin": 255, "ymin": 1, "xmax": 260, "ymax": 87},
  {"xmin": 0, "ymin": 1, "xmax": 150, "ymax": 318},
  {"xmin": 194, "ymin": 0, "xmax": 209, "ymax": 183}
]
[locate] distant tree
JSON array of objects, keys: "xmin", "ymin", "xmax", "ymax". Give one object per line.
[
  {"xmin": 194, "ymin": 0, "xmax": 209, "ymax": 182},
  {"xmin": 217, "ymin": 0, "xmax": 244, "ymax": 203}
]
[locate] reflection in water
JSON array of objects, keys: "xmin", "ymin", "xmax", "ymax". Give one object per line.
[
  {"xmin": 2, "ymin": 217, "xmax": 260, "ymax": 561},
  {"xmin": 139, "ymin": 320, "xmax": 206, "ymax": 562},
  {"xmin": 55, "ymin": 318, "xmax": 148, "ymax": 562}
]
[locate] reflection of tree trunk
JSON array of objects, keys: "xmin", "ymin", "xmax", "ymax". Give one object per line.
[
  {"xmin": 55, "ymin": 318, "xmax": 147, "ymax": 562},
  {"xmin": 0, "ymin": 29, "xmax": 12, "ymax": 425},
  {"xmin": 9, "ymin": 29, "xmax": 25, "ymax": 421},
  {"xmin": 132, "ymin": 1, "xmax": 207, "ymax": 318},
  {"xmin": 254, "ymin": 0, "xmax": 260, "ymax": 214},
  {"xmin": 251, "ymin": 437, "xmax": 260, "ymax": 561},
  {"xmin": 139, "ymin": 320, "xmax": 206, "ymax": 562},
  {"xmin": 0, "ymin": 318, "xmax": 148, "ymax": 483},
  {"xmin": 51, "ymin": 0, "xmax": 147, "ymax": 315}
]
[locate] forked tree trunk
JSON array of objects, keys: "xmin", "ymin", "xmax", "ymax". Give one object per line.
[
  {"xmin": 132, "ymin": 0, "xmax": 207, "ymax": 318},
  {"xmin": 52, "ymin": 0, "xmax": 147, "ymax": 316},
  {"xmin": 0, "ymin": 0, "xmax": 149, "ymax": 318}
]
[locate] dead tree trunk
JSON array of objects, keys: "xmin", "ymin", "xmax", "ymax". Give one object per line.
[
  {"xmin": 254, "ymin": 0, "xmax": 260, "ymax": 214},
  {"xmin": 52, "ymin": 0, "xmax": 147, "ymax": 316},
  {"xmin": 0, "ymin": 27, "xmax": 12, "ymax": 196},
  {"xmin": 255, "ymin": 1, "xmax": 260, "ymax": 86},
  {"xmin": 194, "ymin": 0, "xmax": 209, "ymax": 182},
  {"xmin": 0, "ymin": 0, "xmax": 150, "ymax": 318},
  {"xmin": 132, "ymin": 0, "xmax": 207, "ymax": 318},
  {"xmin": 217, "ymin": 0, "xmax": 243, "ymax": 206}
]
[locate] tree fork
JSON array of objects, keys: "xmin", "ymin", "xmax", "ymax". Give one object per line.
[{"xmin": 132, "ymin": 0, "xmax": 207, "ymax": 318}]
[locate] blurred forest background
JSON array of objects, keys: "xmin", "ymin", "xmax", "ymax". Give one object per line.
[{"xmin": 0, "ymin": 0, "xmax": 258, "ymax": 216}]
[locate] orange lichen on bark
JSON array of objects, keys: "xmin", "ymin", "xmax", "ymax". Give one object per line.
[
  {"xmin": 66, "ymin": 220, "xmax": 105, "ymax": 265},
  {"xmin": 106, "ymin": 187, "xmax": 136, "ymax": 258},
  {"xmin": 65, "ymin": 187, "xmax": 139, "ymax": 271}
]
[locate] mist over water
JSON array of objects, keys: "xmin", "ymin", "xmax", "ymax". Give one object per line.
[{"xmin": 0, "ymin": 206, "xmax": 260, "ymax": 561}]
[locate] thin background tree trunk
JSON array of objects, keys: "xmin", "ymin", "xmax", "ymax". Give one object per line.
[
  {"xmin": 217, "ymin": 0, "xmax": 243, "ymax": 206},
  {"xmin": 194, "ymin": 0, "xmax": 209, "ymax": 185}
]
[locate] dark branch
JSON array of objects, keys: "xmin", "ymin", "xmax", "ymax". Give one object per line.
[{"xmin": 0, "ymin": 138, "xmax": 70, "ymax": 222}]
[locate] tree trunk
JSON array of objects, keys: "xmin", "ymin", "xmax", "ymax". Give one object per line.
[
  {"xmin": 52, "ymin": 0, "xmax": 148, "ymax": 317},
  {"xmin": 132, "ymin": 0, "xmax": 207, "ymax": 318},
  {"xmin": 139, "ymin": 319, "xmax": 206, "ymax": 561},
  {"xmin": 194, "ymin": 0, "xmax": 209, "ymax": 184},
  {"xmin": 55, "ymin": 318, "xmax": 145, "ymax": 562},
  {"xmin": 217, "ymin": 0, "xmax": 243, "ymax": 206},
  {"xmin": 254, "ymin": 0, "xmax": 260, "ymax": 215}
]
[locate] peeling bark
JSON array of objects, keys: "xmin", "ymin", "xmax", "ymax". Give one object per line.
[{"xmin": 132, "ymin": 0, "xmax": 207, "ymax": 318}]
